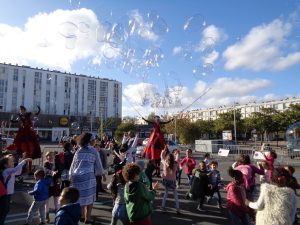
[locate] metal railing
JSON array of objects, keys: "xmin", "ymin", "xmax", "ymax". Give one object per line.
[{"xmin": 32, "ymin": 146, "xmax": 64, "ymax": 168}]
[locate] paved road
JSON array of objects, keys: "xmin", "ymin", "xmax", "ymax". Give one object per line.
[{"xmin": 5, "ymin": 151, "xmax": 300, "ymax": 225}]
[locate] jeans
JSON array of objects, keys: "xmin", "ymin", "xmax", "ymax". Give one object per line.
[
  {"xmin": 0, "ymin": 194, "xmax": 11, "ymax": 225},
  {"xmin": 26, "ymin": 200, "xmax": 47, "ymax": 224},
  {"xmin": 210, "ymin": 185, "xmax": 222, "ymax": 205},
  {"xmin": 161, "ymin": 182, "xmax": 179, "ymax": 209},
  {"xmin": 111, "ymin": 204, "xmax": 129, "ymax": 225},
  {"xmin": 228, "ymin": 210, "xmax": 250, "ymax": 225},
  {"xmin": 176, "ymin": 169, "xmax": 182, "ymax": 186},
  {"xmin": 187, "ymin": 174, "xmax": 193, "ymax": 187}
]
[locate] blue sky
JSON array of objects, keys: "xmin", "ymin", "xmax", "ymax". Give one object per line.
[{"xmin": 0, "ymin": 0, "xmax": 300, "ymax": 117}]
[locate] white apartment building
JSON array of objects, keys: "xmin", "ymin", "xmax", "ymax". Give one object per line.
[
  {"xmin": 0, "ymin": 62, "xmax": 122, "ymax": 119},
  {"xmin": 179, "ymin": 97, "xmax": 300, "ymax": 122}
]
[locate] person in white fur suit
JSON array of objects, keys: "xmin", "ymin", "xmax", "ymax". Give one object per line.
[{"xmin": 245, "ymin": 167, "xmax": 297, "ymax": 225}]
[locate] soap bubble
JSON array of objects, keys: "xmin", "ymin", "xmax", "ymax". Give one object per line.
[
  {"xmin": 96, "ymin": 21, "xmax": 112, "ymax": 43},
  {"xmin": 193, "ymin": 63, "xmax": 214, "ymax": 77},
  {"xmin": 59, "ymin": 21, "xmax": 78, "ymax": 39},
  {"xmin": 148, "ymin": 11, "xmax": 169, "ymax": 35},
  {"xmin": 108, "ymin": 23, "xmax": 128, "ymax": 47},
  {"xmin": 33, "ymin": 116, "xmax": 39, "ymax": 123},
  {"xmin": 183, "ymin": 14, "xmax": 206, "ymax": 33},
  {"xmin": 71, "ymin": 122, "xmax": 80, "ymax": 130}
]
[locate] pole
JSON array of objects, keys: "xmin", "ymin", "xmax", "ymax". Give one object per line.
[
  {"xmin": 100, "ymin": 111, "xmax": 103, "ymax": 138},
  {"xmin": 90, "ymin": 111, "xmax": 92, "ymax": 132},
  {"xmin": 175, "ymin": 116, "xmax": 177, "ymax": 144},
  {"xmin": 233, "ymin": 102, "xmax": 237, "ymax": 145}
]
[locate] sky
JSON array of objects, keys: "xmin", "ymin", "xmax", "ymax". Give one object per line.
[{"xmin": 0, "ymin": 0, "xmax": 300, "ymax": 117}]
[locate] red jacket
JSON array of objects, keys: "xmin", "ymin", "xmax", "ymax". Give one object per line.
[
  {"xmin": 180, "ymin": 157, "xmax": 196, "ymax": 175},
  {"xmin": 226, "ymin": 182, "xmax": 248, "ymax": 216}
]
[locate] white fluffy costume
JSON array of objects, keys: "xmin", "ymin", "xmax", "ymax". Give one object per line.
[{"xmin": 249, "ymin": 183, "xmax": 297, "ymax": 225}]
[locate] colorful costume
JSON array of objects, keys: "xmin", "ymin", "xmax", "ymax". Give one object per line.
[
  {"xmin": 142, "ymin": 117, "xmax": 173, "ymax": 160},
  {"xmin": 11, "ymin": 106, "xmax": 41, "ymax": 159}
]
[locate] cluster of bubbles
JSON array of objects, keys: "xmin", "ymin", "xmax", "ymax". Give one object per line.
[
  {"xmin": 286, "ymin": 122, "xmax": 300, "ymax": 150},
  {"xmin": 71, "ymin": 121, "xmax": 80, "ymax": 130}
]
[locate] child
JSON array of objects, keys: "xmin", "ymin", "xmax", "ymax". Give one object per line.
[
  {"xmin": 203, "ymin": 153, "xmax": 211, "ymax": 171},
  {"xmin": 44, "ymin": 151, "xmax": 60, "ymax": 222},
  {"xmin": 264, "ymin": 150, "xmax": 277, "ymax": 183},
  {"xmin": 187, "ymin": 161, "xmax": 209, "ymax": 211},
  {"xmin": 25, "ymin": 169, "xmax": 52, "ymax": 225},
  {"xmin": 174, "ymin": 149, "xmax": 182, "ymax": 188},
  {"xmin": 226, "ymin": 167, "xmax": 250, "ymax": 225},
  {"xmin": 207, "ymin": 161, "xmax": 222, "ymax": 208},
  {"xmin": 107, "ymin": 171, "xmax": 130, "ymax": 225},
  {"xmin": 137, "ymin": 161, "xmax": 151, "ymax": 189},
  {"xmin": 160, "ymin": 149, "xmax": 180, "ymax": 214},
  {"xmin": 180, "ymin": 149, "xmax": 196, "ymax": 187},
  {"xmin": 54, "ymin": 187, "xmax": 81, "ymax": 225},
  {"xmin": 284, "ymin": 165, "xmax": 300, "ymax": 194},
  {"xmin": 0, "ymin": 154, "xmax": 31, "ymax": 224},
  {"xmin": 55, "ymin": 142, "xmax": 74, "ymax": 190},
  {"xmin": 123, "ymin": 163, "xmax": 159, "ymax": 225},
  {"xmin": 145, "ymin": 159, "xmax": 156, "ymax": 190},
  {"xmin": 259, "ymin": 161, "xmax": 269, "ymax": 184}
]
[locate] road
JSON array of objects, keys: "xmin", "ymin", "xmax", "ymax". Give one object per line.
[{"xmin": 5, "ymin": 150, "xmax": 300, "ymax": 225}]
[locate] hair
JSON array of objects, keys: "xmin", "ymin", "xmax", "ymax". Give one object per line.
[
  {"xmin": 34, "ymin": 169, "xmax": 45, "ymax": 179},
  {"xmin": 63, "ymin": 142, "xmax": 72, "ymax": 152},
  {"xmin": 199, "ymin": 161, "xmax": 206, "ymax": 169},
  {"xmin": 237, "ymin": 154, "xmax": 248, "ymax": 165},
  {"xmin": 274, "ymin": 167, "xmax": 291, "ymax": 187},
  {"xmin": 45, "ymin": 151, "xmax": 53, "ymax": 158},
  {"xmin": 77, "ymin": 132, "xmax": 93, "ymax": 147},
  {"xmin": 186, "ymin": 149, "xmax": 192, "ymax": 154},
  {"xmin": 0, "ymin": 158, "xmax": 9, "ymax": 170},
  {"xmin": 269, "ymin": 150, "xmax": 277, "ymax": 159},
  {"xmin": 204, "ymin": 153, "xmax": 210, "ymax": 158},
  {"xmin": 122, "ymin": 163, "xmax": 141, "ymax": 182},
  {"xmin": 113, "ymin": 155, "xmax": 121, "ymax": 165},
  {"xmin": 109, "ymin": 172, "xmax": 126, "ymax": 201},
  {"xmin": 61, "ymin": 187, "xmax": 79, "ymax": 203},
  {"xmin": 20, "ymin": 105, "xmax": 26, "ymax": 111},
  {"xmin": 166, "ymin": 153, "xmax": 175, "ymax": 170},
  {"xmin": 70, "ymin": 138, "xmax": 77, "ymax": 147},
  {"xmin": 228, "ymin": 167, "xmax": 244, "ymax": 185},
  {"xmin": 210, "ymin": 161, "xmax": 218, "ymax": 166},
  {"xmin": 119, "ymin": 143, "xmax": 128, "ymax": 153},
  {"xmin": 285, "ymin": 165, "xmax": 295, "ymax": 175}
]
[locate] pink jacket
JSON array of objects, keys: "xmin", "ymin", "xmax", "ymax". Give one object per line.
[
  {"xmin": 226, "ymin": 182, "xmax": 248, "ymax": 216},
  {"xmin": 180, "ymin": 157, "xmax": 196, "ymax": 175},
  {"xmin": 264, "ymin": 154, "xmax": 274, "ymax": 170}
]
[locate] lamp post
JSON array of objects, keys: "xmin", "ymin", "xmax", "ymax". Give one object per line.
[
  {"xmin": 233, "ymin": 102, "xmax": 237, "ymax": 145},
  {"xmin": 90, "ymin": 111, "xmax": 93, "ymax": 132}
]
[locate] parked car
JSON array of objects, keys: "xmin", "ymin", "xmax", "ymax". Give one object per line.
[{"xmin": 136, "ymin": 139, "xmax": 179, "ymax": 158}]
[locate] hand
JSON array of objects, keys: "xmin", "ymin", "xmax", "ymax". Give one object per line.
[
  {"xmin": 26, "ymin": 158, "xmax": 33, "ymax": 163},
  {"xmin": 245, "ymin": 199, "xmax": 250, "ymax": 206},
  {"xmin": 153, "ymin": 181, "xmax": 159, "ymax": 190},
  {"xmin": 102, "ymin": 175, "xmax": 107, "ymax": 182}
]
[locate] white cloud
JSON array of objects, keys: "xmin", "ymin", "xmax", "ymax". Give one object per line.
[
  {"xmin": 223, "ymin": 18, "xmax": 300, "ymax": 71},
  {"xmin": 122, "ymin": 77, "xmax": 272, "ymax": 116},
  {"xmin": 195, "ymin": 25, "xmax": 227, "ymax": 52},
  {"xmin": 172, "ymin": 46, "xmax": 183, "ymax": 55},
  {"xmin": 128, "ymin": 10, "xmax": 158, "ymax": 41},
  {"xmin": 202, "ymin": 50, "xmax": 219, "ymax": 64}
]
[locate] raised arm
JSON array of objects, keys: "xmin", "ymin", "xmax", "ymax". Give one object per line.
[
  {"xmin": 142, "ymin": 117, "xmax": 154, "ymax": 124},
  {"xmin": 160, "ymin": 118, "xmax": 174, "ymax": 125}
]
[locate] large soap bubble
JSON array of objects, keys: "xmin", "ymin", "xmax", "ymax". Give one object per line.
[
  {"xmin": 286, "ymin": 122, "xmax": 300, "ymax": 150},
  {"xmin": 183, "ymin": 14, "xmax": 206, "ymax": 33},
  {"xmin": 147, "ymin": 11, "xmax": 169, "ymax": 36},
  {"xmin": 193, "ymin": 63, "xmax": 214, "ymax": 77},
  {"xmin": 59, "ymin": 21, "xmax": 78, "ymax": 39},
  {"xmin": 71, "ymin": 122, "xmax": 80, "ymax": 130}
]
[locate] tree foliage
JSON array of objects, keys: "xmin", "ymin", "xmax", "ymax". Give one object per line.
[{"xmin": 114, "ymin": 122, "xmax": 137, "ymax": 143}]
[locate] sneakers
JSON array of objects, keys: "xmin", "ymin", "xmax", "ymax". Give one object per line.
[
  {"xmin": 217, "ymin": 204, "xmax": 223, "ymax": 209},
  {"xmin": 206, "ymin": 196, "xmax": 211, "ymax": 203},
  {"xmin": 196, "ymin": 205, "xmax": 205, "ymax": 212},
  {"xmin": 185, "ymin": 192, "xmax": 191, "ymax": 200}
]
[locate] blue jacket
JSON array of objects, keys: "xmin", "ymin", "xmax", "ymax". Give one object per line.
[
  {"xmin": 28, "ymin": 177, "xmax": 51, "ymax": 201},
  {"xmin": 54, "ymin": 203, "xmax": 81, "ymax": 225}
]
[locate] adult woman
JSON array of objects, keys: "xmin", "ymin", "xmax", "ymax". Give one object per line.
[
  {"xmin": 69, "ymin": 133, "xmax": 105, "ymax": 224},
  {"xmin": 11, "ymin": 105, "xmax": 41, "ymax": 174},
  {"xmin": 142, "ymin": 116, "xmax": 173, "ymax": 176},
  {"xmin": 246, "ymin": 167, "xmax": 297, "ymax": 225}
]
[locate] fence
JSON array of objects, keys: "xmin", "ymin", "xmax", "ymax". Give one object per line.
[{"xmin": 32, "ymin": 145, "xmax": 64, "ymax": 168}]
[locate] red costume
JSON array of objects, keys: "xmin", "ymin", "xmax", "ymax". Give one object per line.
[
  {"xmin": 142, "ymin": 117, "xmax": 173, "ymax": 160},
  {"xmin": 12, "ymin": 106, "xmax": 41, "ymax": 159}
]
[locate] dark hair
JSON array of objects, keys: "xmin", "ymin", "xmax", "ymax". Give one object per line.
[
  {"xmin": 270, "ymin": 150, "xmax": 277, "ymax": 159},
  {"xmin": 285, "ymin": 165, "xmax": 295, "ymax": 175},
  {"xmin": 70, "ymin": 138, "xmax": 77, "ymax": 147},
  {"xmin": 210, "ymin": 161, "xmax": 218, "ymax": 166},
  {"xmin": 20, "ymin": 105, "xmax": 26, "ymax": 111},
  {"xmin": 34, "ymin": 169, "xmax": 45, "ymax": 179},
  {"xmin": 61, "ymin": 187, "xmax": 79, "ymax": 203},
  {"xmin": 109, "ymin": 172, "xmax": 126, "ymax": 201},
  {"xmin": 122, "ymin": 164, "xmax": 141, "ymax": 182},
  {"xmin": 187, "ymin": 149, "xmax": 192, "ymax": 154},
  {"xmin": 0, "ymin": 158, "xmax": 9, "ymax": 170},
  {"xmin": 119, "ymin": 143, "xmax": 128, "ymax": 153},
  {"xmin": 63, "ymin": 142, "xmax": 72, "ymax": 152},
  {"xmin": 204, "ymin": 153, "xmax": 210, "ymax": 158},
  {"xmin": 237, "ymin": 154, "xmax": 248, "ymax": 165},
  {"xmin": 228, "ymin": 167, "xmax": 244, "ymax": 185},
  {"xmin": 77, "ymin": 132, "xmax": 93, "ymax": 147},
  {"xmin": 166, "ymin": 153, "xmax": 175, "ymax": 170},
  {"xmin": 113, "ymin": 155, "xmax": 121, "ymax": 165},
  {"xmin": 274, "ymin": 167, "xmax": 291, "ymax": 187}
]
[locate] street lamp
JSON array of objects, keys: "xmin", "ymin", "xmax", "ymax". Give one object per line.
[{"xmin": 233, "ymin": 102, "xmax": 237, "ymax": 144}]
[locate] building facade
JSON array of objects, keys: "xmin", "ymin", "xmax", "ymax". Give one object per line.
[
  {"xmin": 0, "ymin": 62, "xmax": 122, "ymax": 140},
  {"xmin": 178, "ymin": 97, "xmax": 300, "ymax": 122}
]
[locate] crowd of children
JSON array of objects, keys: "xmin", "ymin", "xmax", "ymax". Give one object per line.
[{"xmin": 1, "ymin": 135, "xmax": 300, "ymax": 225}]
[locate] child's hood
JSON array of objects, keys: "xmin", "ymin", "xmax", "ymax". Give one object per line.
[{"xmin": 57, "ymin": 203, "xmax": 81, "ymax": 222}]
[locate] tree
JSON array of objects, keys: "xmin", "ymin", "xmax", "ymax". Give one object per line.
[
  {"xmin": 114, "ymin": 122, "xmax": 137, "ymax": 143},
  {"xmin": 97, "ymin": 117, "xmax": 121, "ymax": 137}
]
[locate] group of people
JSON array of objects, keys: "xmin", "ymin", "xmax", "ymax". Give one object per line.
[{"xmin": 0, "ymin": 109, "xmax": 300, "ymax": 225}]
